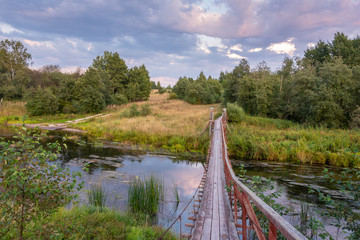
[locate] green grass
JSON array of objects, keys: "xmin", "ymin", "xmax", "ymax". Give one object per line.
[
  {"xmin": 227, "ymin": 116, "xmax": 360, "ymax": 167},
  {"xmin": 128, "ymin": 175, "xmax": 164, "ymax": 214},
  {"xmin": 1, "ymin": 206, "xmax": 177, "ymax": 240}
]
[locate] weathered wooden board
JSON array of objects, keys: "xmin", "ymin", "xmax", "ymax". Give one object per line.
[{"xmin": 191, "ymin": 119, "xmax": 239, "ymax": 240}]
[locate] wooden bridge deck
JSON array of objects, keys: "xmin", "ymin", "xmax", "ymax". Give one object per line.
[{"xmin": 191, "ymin": 118, "xmax": 239, "ymax": 240}]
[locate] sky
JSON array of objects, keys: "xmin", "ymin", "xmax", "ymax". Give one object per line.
[{"xmin": 1, "ymin": 0, "xmax": 359, "ymax": 86}]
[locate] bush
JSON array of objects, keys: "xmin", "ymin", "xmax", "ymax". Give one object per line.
[
  {"xmin": 226, "ymin": 102, "xmax": 246, "ymax": 123},
  {"xmin": 350, "ymin": 107, "xmax": 360, "ymax": 129},
  {"xmin": 158, "ymin": 88, "xmax": 166, "ymax": 94},
  {"xmin": 25, "ymin": 87, "xmax": 59, "ymax": 116},
  {"xmin": 140, "ymin": 103, "xmax": 151, "ymax": 116},
  {"xmin": 168, "ymin": 92, "xmax": 178, "ymax": 100},
  {"xmin": 129, "ymin": 104, "xmax": 140, "ymax": 117}
]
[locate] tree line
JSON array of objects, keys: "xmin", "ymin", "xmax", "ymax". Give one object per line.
[
  {"xmin": 0, "ymin": 40, "xmax": 151, "ymax": 115},
  {"xmin": 173, "ymin": 32, "xmax": 360, "ymax": 129}
]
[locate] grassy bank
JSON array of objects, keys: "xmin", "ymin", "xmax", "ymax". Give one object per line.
[
  {"xmin": 227, "ymin": 116, "xmax": 360, "ymax": 167},
  {"xmin": 73, "ymin": 92, "xmax": 218, "ymax": 153},
  {"xmin": 1, "ymin": 206, "xmax": 177, "ymax": 240},
  {"xmin": 0, "ymin": 100, "xmax": 89, "ymax": 124}
]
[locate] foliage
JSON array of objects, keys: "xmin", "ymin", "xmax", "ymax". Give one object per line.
[
  {"xmin": 140, "ymin": 103, "xmax": 152, "ymax": 116},
  {"xmin": 74, "ymin": 68, "xmax": 106, "ymax": 113},
  {"xmin": 129, "ymin": 104, "xmax": 140, "ymax": 117},
  {"xmin": 350, "ymin": 107, "xmax": 360, "ymax": 129},
  {"xmin": 0, "ymin": 39, "xmax": 32, "ymax": 82},
  {"xmin": 128, "ymin": 175, "xmax": 164, "ymax": 214},
  {"xmin": 226, "ymin": 102, "xmax": 245, "ymax": 123},
  {"xmin": 0, "ymin": 128, "xmax": 82, "ymax": 239},
  {"xmin": 25, "ymin": 87, "xmax": 59, "ymax": 116},
  {"xmin": 173, "ymin": 72, "xmax": 222, "ymax": 104},
  {"xmin": 168, "ymin": 92, "xmax": 178, "ymax": 100}
]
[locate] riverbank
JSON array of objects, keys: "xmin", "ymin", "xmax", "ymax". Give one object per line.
[
  {"xmin": 227, "ymin": 116, "xmax": 360, "ymax": 167},
  {"xmin": 1, "ymin": 206, "xmax": 177, "ymax": 240}
]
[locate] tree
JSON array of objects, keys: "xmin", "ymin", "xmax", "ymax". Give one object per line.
[
  {"xmin": 0, "ymin": 39, "xmax": 32, "ymax": 81},
  {"xmin": 0, "ymin": 128, "xmax": 82, "ymax": 239},
  {"xmin": 223, "ymin": 59, "xmax": 250, "ymax": 105},
  {"xmin": 127, "ymin": 65, "xmax": 151, "ymax": 101},
  {"xmin": 74, "ymin": 68, "xmax": 106, "ymax": 113},
  {"xmin": 92, "ymin": 51, "xmax": 128, "ymax": 96},
  {"xmin": 25, "ymin": 87, "xmax": 59, "ymax": 116}
]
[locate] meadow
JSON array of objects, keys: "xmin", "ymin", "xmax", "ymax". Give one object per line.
[{"xmin": 73, "ymin": 91, "xmax": 218, "ymax": 153}]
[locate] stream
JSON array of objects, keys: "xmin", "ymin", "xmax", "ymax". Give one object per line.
[{"xmin": 1, "ymin": 125, "xmax": 358, "ymax": 238}]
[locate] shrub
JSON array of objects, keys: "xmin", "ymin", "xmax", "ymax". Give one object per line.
[
  {"xmin": 25, "ymin": 87, "xmax": 59, "ymax": 116},
  {"xmin": 168, "ymin": 92, "xmax": 178, "ymax": 100},
  {"xmin": 129, "ymin": 104, "xmax": 140, "ymax": 117},
  {"xmin": 158, "ymin": 88, "xmax": 166, "ymax": 94},
  {"xmin": 140, "ymin": 103, "xmax": 151, "ymax": 116},
  {"xmin": 226, "ymin": 102, "xmax": 246, "ymax": 123},
  {"xmin": 0, "ymin": 128, "xmax": 82, "ymax": 239}
]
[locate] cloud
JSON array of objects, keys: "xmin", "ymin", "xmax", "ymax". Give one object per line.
[
  {"xmin": 266, "ymin": 38, "xmax": 296, "ymax": 56},
  {"xmin": 229, "ymin": 44, "xmax": 243, "ymax": 52},
  {"xmin": 226, "ymin": 53, "xmax": 247, "ymax": 60},
  {"xmin": 0, "ymin": 22, "xmax": 23, "ymax": 34},
  {"xmin": 197, "ymin": 34, "xmax": 226, "ymax": 54},
  {"xmin": 307, "ymin": 42, "xmax": 316, "ymax": 48},
  {"xmin": 24, "ymin": 39, "xmax": 55, "ymax": 49},
  {"xmin": 249, "ymin": 47, "xmax": 262, "ymax": 53}
]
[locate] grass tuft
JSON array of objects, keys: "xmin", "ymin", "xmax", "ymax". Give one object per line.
[{"xmin": 128, "ymin": 175, "xmax": 164, "ymax": 214}]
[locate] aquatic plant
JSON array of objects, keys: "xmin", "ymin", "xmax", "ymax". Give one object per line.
[
  {"xmin": 87, "ymin": 180, "xmax": 108, "ymax": 210},
  {"xmin": 173, "ymin": 185, "xmax": 180, "ymax": 205},
  {"xmin": 128, "ymin": 175, "xmax": 164, "ymax": 214}
]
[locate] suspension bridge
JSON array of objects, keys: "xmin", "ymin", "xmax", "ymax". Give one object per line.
[{"xmin": 160, "ymin": 109, "xmax": 307, "ymax": 240}]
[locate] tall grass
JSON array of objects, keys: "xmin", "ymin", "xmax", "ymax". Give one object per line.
[
  {"xmin": 128, "ymin": 175, "xmax": 164, "ymax": 214},
  {"xmin": 75, "ymin": 91, "xmax": 216, "ymax": 153},
  {"xmin": 228, "ymin": 116, "xmax": 360, "ymax": 167},
  {"xmin": 87, "ymin": 181, "xmax": 108, "ymax": 210}
]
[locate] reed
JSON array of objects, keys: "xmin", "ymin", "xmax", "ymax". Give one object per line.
[
  {"xmin": 173, "ymin": 185, "xmax": 180, "ymax": 205},
  {"xmin": 128, "ymin": 175, "xmax": 164, "ymax": 214},
  {"xmin": 87, "ymin": 181, "xmax": 108, "ymax": 210}
]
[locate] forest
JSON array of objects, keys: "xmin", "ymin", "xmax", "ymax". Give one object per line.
[
  {"xmin": 0, "ymin": 40, "xmax": 152, "ymax": 115},
  {"xmin": 173, "ymin": 32, "xmax": 360, "ymax": 129}
]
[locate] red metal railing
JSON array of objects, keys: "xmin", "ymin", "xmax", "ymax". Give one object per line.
[{"xmin": 221, "ymin": 110, "xmax": 307, "ymax": 240}]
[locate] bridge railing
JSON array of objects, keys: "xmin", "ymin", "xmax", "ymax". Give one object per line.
[{"xmin": 220, "ymin": 110, "xmax": 307, "ymax": 240}]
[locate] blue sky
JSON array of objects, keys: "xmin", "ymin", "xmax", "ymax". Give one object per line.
[{"xmin": 1, "ymin": 0, "xmax": 359, "ymax": 86}]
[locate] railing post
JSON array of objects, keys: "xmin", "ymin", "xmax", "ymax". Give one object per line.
[
  {"xmin": 269, "ymin": 221, "xmax": 277, "ymax": 240},
  {"xmin": 209, "ymin": 107, "xmax": 214, "ymax": 136}
]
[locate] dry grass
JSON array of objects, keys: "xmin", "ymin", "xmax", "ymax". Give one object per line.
[
  {"xmin": 81, "ymin": 91, "xmax": 220, "ymax": 137},
  {"xmin": 0, "ymin": 101, "xmax": 26, "ymax": 117},
  {"xmin": 75, "ymin": 91, "xmax": 220, "ymax": 152}
]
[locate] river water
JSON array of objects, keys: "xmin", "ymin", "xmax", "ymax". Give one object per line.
[{"xmin": 1, "ymin": 125, "xmax": 358, "ymax": 238}]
